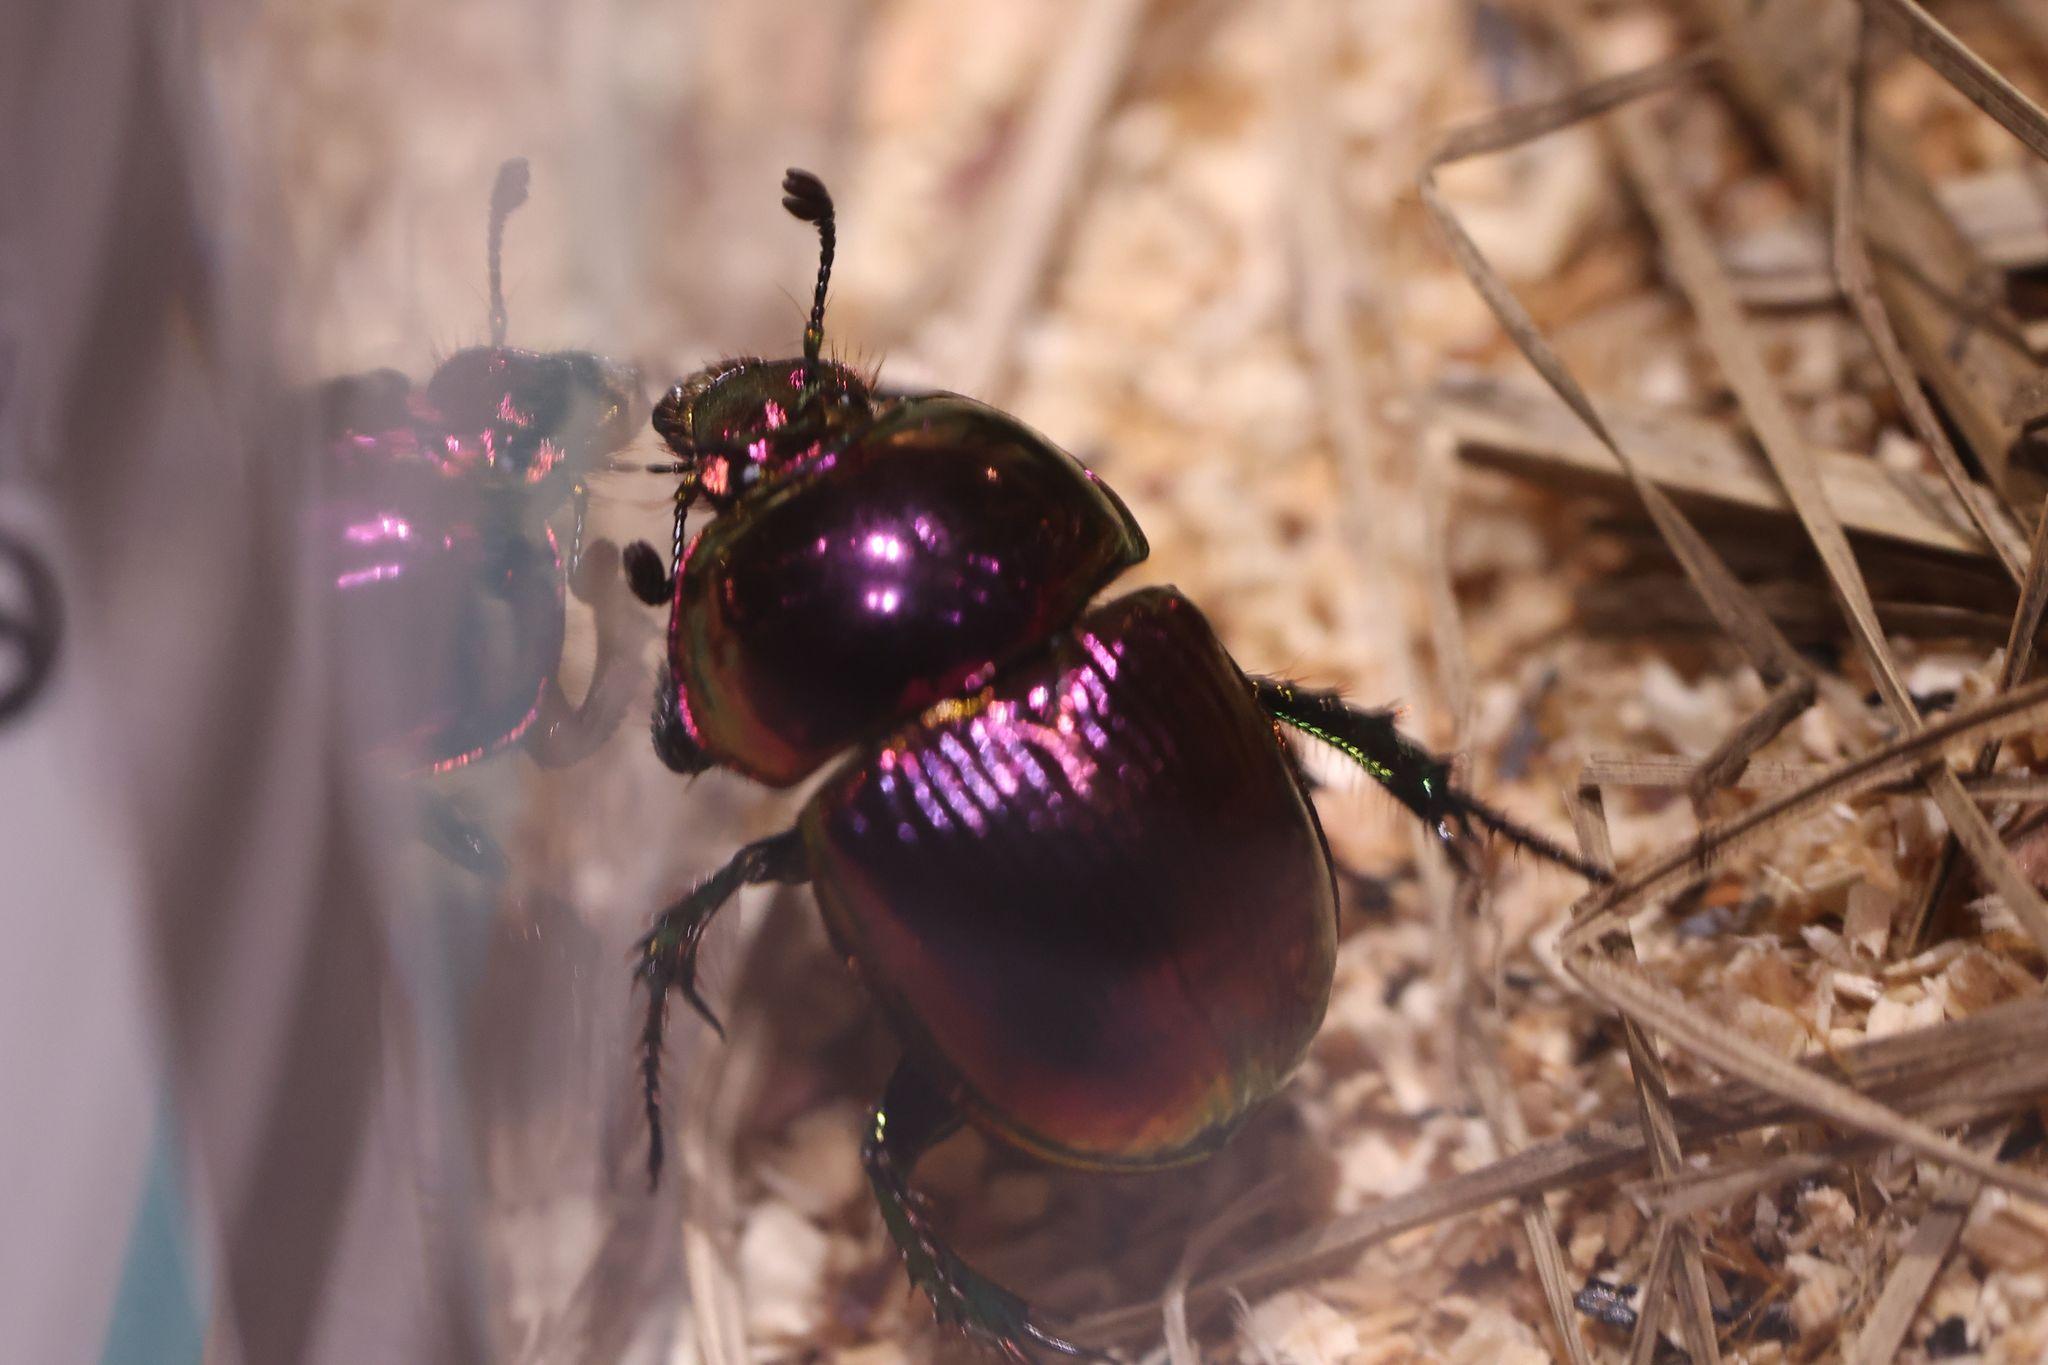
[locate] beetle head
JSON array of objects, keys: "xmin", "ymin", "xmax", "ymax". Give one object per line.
[
  {"xmin": 649, "ymin": 356, "xmax": 871, "ymax": 505},
  {"xmin": 642, "ymin": 168, "xmax": 875, "ymax": 509},
  {"xmin": 422, "ymin": 345, "xmax": 641, "ymax": 491},
  {"xmin": 387, "ymin": 159, "xmax": 643, "ymax": 497}
]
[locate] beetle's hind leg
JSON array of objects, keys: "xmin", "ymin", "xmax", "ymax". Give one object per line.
[
  {"xmin": 1253, "ymin": 677, "xmax": 1607, "ymax": 884},
  {"xmin": 865, "ymin": 1063, "xmax": 1109, "ymax": 1364},
  {"xmin": 637, "ymin": 829, "xmax": 808, "ymax": 1184}
]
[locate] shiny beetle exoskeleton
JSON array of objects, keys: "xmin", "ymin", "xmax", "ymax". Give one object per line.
[
  {"xmin": 626, "ymin": 169, "xmax": 1605, "ymax": 1361},
  {"xmin": 320, "ymin": 162, "xmax": 645, "ymax": 871}
]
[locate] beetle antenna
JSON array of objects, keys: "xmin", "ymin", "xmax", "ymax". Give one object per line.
[
  {"xmin": 488, "ymin": 158, "xmax": 531, "ymax": 347},
  {"xmin": 781, "ymin": 168, "xmax": 835, "ymax": 366}
]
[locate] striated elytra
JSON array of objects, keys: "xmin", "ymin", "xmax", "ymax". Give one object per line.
[
  {"xmin": 626, "ymin": 169, "xmax": 1605, "ymax": 1362},
  {"xmin": 806, "ymin": 587, "xmax": 1340, "ymax": 1173}
]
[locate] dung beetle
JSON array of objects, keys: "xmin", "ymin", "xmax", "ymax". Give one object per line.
[
  {"xmin": 625, "ymin": 170, "xmax": 1605, "ymax": 1359},
  {"xmin": 318, "ymin": 162, "xmax": 644, "ymax": 865}
]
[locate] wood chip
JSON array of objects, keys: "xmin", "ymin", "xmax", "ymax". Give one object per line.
[
  {"xmin": 1076, "ymin": 996, "xmax": 2048, "ymax": 1341},
  {"xmin": 1681, "ymin": 0, "xmax": 2048, "ymax": 501}
]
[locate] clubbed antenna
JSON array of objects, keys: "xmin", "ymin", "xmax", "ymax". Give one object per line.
[
  {"xmin": 781, "ymin": 168, "xmax": 835, "ymax": 365},
  {"xmin": 488, "ymin": 158, "xmax": 532, "ymax": 347}
]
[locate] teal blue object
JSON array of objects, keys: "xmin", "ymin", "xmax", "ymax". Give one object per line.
[{"xmin": 99, "ymin": 1108, "xmax": 203, "ymax": 1365}]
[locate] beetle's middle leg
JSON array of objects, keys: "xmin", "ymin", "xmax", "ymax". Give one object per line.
[
  {"xmin": 1252, "ymin": 677, "xmax": 1607, "ymax": 883},
  {"xmin": 638, "ymin": 828, "xmax": 808, "ymax": 1184},
  {"xmin": 864, "ymin": 1062, "xmax": 1107, "ymax": 1364}
]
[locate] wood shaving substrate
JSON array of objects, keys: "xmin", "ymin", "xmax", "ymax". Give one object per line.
[
  {"xmin": 228, "ymin": 0, "xmax": 2048, "ymax": 1357},
  {"xmin": 723, "ymin": 5, "xmax": 2048, "ymax": 1365}
]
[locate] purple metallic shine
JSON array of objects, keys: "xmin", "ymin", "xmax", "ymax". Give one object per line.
[
  {"xmin": 312, "ymin": 343, "xmax": 637, "ymax": 772},
  {"xmin": 421, "ymin": 346, "xmax": 638, "ymax": 484},
  {"xmin": 672, "ymin": 396, "xmax": 1148, "ymax": 785},
  {"xmin": 802, "ymin": 587, "xmax": 1338, "ymax": 1167},
  {"xmin": 320, "ymin": 464, "xmax": 565, "ymax": 770}
]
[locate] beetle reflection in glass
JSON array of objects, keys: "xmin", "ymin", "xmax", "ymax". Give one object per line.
[
  {"xmin": 628, "ymin": 171, "xmax": 1606, "ymax": 1360},
  {"xmin": 319, "ymin": 162, "xmax": 644, "ymax": 871}
]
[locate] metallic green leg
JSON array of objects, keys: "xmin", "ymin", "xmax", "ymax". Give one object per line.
[{"xmin": 1254, "ymin": 677, "xmax": 1606, "ymax": 883}]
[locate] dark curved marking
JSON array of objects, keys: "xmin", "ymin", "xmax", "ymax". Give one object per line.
[
  {"xmin": 0, "ymin": 529, "xmax": 61, "ymax": 724},
  {"xmin": 526, "ymin": 538, "xmax": 646, "ymax": 769}
]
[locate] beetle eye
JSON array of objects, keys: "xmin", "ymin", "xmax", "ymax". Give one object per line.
[{"xmin": 653, "ymin": 386, "xmax": 691, "ymax": 451}]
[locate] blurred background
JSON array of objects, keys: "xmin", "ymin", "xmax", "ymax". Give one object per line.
[{"xmin": 8, "ymin": 0, "xmax": 2048, "ymax": 1361}]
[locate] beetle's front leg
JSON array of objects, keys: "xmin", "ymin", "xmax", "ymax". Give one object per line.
[
  {"xmin": 864, "ymin": 1063, "xmax": 1108, "ymax": 1365},
  {"xmin": 1252, "ymin": 677, "xmax": 1606, "ymax": 883},
  {"xmin": 637, "ymin": 828, "xmax": 809, "ymax": 1184},
  {"xmin": 622, "ymin": 466, "xmax": 698, "ymax": 607},
  {"xmin": 526, "ymin": 538, "xmax": 648, "ymax": 767}
]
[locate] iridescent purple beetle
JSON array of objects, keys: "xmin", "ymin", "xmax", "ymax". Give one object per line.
[
  {"xmin": 320, "ymin": 162, "xmax": 643, "ymax": 867},
  {"xmin": 626, "ymin": 170, "xmax": 1604, "ymax": 1359}
]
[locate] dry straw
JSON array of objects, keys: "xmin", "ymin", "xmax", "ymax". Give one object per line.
[{"xmin": 1080, "ymin": 1, "xmax": 2048, "ymax": 1358}]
